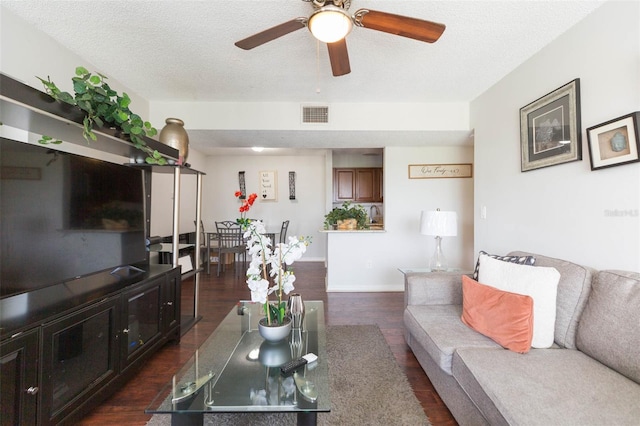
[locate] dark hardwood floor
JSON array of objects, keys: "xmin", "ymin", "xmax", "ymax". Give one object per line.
[{"xmin": 79, "ymin": 261, "xmax": 457, "ymax": 425}]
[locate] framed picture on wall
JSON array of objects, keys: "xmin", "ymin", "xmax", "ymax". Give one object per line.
[
  {"xmin": 587, "ymin": 112, "xmax": 640, "ymax": 170},
  {"xmin": 259, "ymin": 171, "xmax": 277, "ymax": 201},
  {"xmin": 520, "ymin": 79, "xmax": 582, "ymax": 172}
]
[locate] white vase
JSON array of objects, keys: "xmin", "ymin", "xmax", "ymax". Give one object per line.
[{"xmin": 258, "ymin": 318, "xmax": 291, "ymax": 342}]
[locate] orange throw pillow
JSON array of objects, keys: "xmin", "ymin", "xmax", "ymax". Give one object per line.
[{"xmin": 461, "ymin": 275, "xmax": 534, "ymax": 353}]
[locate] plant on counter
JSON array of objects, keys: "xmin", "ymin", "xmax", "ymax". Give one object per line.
[
  {"xmin": 236, "ymin": 190, "xmax": 311, "ymax": 326},
  {"xmin": 323, "ymin": 201, "xmax": 370, "ymax": 230},
  {"xmin": 36, "ymin": 66, "xmax": 168, "ymax": 165}
]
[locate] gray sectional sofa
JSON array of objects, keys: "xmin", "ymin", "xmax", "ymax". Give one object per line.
[{"xmin": 403, "ymin": 251, "xmax": 640, "ymax": 425}]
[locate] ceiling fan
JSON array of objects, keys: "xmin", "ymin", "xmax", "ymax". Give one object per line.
[{"xmin": 234, "ymin": 0, "xmax": 445, "ymax": 77}]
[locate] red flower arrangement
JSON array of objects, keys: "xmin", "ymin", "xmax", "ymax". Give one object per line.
[{"xmin": 235, "ymin": 191, "xmax": 258, "ymax": 227}]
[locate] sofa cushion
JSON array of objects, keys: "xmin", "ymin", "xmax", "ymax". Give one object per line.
[
  {"xmin": 461, "ymin": 276, "xmax": 533, "ymax": 353},
  {"xmin": 576, "ymin": 270, "xmax": 640, "ymax": 385},
  {"xmin": 453, "ymin": 347, "xmax": 640, "ymax": 426},
  {"xmin": 404, "ymin": 304, "xmax": 500, "ymax": 375},
  {"xmin": 508, "ymin": 251, "xmax": 594, "ymax": 349},
  {"xmin": 472, "ymin": 250, "xmax": 536, "ymax": 280},
  {"xmin": 478, "ymin": 254, "xmax": 560, "ymax": 348}
]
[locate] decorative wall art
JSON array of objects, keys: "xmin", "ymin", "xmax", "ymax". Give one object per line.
[
  {"xmin": 238, "ymin": 171, "xmax": 246, "ymax": 199},
  {"xmin": 289, "ymin": 171, "xmax": 296, "ymax": 200},
  {"xmin": 520, "ymin": 79, "xmax": 582, "ymax": 172},
  {"xmin": 259, "ymin": 170, "xmax": 277, "ymax": 201},
  {"xmin": 587, "ymin": 112, "xmax": 640, "ymax": 170},
  {"xmin": 408, "ymin": 164, "xmax": 473, "ymax": 179}
]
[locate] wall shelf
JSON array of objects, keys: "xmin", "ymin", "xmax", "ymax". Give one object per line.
[{"xmin": 0, "ymin": 73, "xmax": 178, "ymax": 162}]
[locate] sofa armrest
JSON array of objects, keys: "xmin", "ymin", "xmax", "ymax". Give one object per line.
[{"xmin": 404, "ymin": 271, "xmax": 470, "ymax": 307}]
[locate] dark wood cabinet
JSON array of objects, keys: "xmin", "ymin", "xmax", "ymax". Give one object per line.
[
  {"xmin": 0, "ymin": 329, "xmax": 39, "ymax": 426},
  {"xmin": 334, "ymin": 168, "xmax": 383, "ymax": 202},
  {"xmin": 0, "ymin": 267, "xmax": 180, "ymax": 426},
  {"xmin": 120, "ymin": 278, "xmax": 163, "ymax": 374},
  {"xmin": 163, "ymin": 268, "xmax": 182, "ymax": 341},
  {"xmin": 41, "ymin": 296, "xmax": 120, "ymax": 425}
]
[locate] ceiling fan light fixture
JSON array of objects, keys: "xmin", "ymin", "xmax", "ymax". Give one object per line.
[{"xmin": 308, "ymin": 6, "xmax": 353, "ymax": 43}]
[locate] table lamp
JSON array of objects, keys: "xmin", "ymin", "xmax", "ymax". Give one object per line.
[{"xmin": 420, "ymin": 209, "xmax": 457, "ymax": 271}]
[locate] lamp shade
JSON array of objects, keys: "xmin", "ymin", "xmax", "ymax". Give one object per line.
[
  {"xmin": 420, "ymin": 210, "xmax": 457, "ymax": 237},
  {"xmin": 308, "ymin": 6, "xmax": 353, "ymax": 43}
]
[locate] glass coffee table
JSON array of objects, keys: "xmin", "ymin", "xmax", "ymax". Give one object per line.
[{"xmin": 147, "ymin": 301, "xmax": 329, "ymax": 426}]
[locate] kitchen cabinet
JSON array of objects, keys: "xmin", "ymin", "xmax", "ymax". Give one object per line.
[
  {"xmin": 334, "ymin": 168, "xmax": 383, "ymax": 202},
  {"xmin": 334, "ymin": 169, "xmax": 355, "ymax": 201}
]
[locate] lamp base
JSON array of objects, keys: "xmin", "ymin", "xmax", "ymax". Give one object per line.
[{"xmin": 429, "ymin": 236, "xmax": 448, "ymax": 272}]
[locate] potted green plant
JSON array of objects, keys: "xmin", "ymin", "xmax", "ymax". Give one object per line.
[
  {"xmin": 36, "ymin": 66, "xmax": 168, "ymax": 164},
  {"xmin": 323, "ymin": 201, "xmax": 369, "ymax": 230}
]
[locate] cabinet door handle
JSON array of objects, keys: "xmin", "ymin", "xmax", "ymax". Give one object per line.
[
  {"xmin": 123, "ymin": 328, "xmax": 129, "ymax": 334},
  {"xmin": 26, "ymin": 386, "xmax": 39, "ymax": 395}
]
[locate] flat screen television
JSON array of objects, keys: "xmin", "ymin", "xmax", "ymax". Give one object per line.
[{"xmin": 0, "ymin": 137, "xmax": 148, "ymax": 298}]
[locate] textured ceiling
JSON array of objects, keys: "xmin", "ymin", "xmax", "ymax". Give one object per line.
[{"xmin": 2, "ymin": 0, "xmax": 606, "ymax": 154}]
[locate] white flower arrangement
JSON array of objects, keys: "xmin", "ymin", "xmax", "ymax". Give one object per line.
[{"xmin": 244, "ymin": 220, "xmax": 311, "ymax": 326}]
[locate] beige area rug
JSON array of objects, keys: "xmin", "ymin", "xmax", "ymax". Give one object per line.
[{"xmin": 147, "ymin": 325, "xmax": 430, "ymax": 426}]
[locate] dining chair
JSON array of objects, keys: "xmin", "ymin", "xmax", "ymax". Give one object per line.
[{"xmin": 214, "ymin": 221, "xmax": 246, "ymax": 277}]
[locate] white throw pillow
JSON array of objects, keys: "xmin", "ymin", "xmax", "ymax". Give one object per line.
[{"xmin": 477, "ymin": 254, "xmax": 560, "ymax": 348}]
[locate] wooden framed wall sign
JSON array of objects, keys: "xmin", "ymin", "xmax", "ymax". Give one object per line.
[
  {"xmin": 408, "ymin": 164, "xmax": 473, "ymax": 179},
  {"xmin": 259, "ymin": 170, "xmax": 277, "ymax": 201}
]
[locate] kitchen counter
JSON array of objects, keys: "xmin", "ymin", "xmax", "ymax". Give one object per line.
[{"xmin": 322, "ymin": 228, "xmax": 403, "ymax": 292}]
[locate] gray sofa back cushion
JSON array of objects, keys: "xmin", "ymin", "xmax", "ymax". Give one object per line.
[
  {"xmin": 508, "ymin": 251, "xmax": 594, "ymax": 349},
  {"xmin": 576, "ymin": 270, "xmax": 640, "ymax": 385}
]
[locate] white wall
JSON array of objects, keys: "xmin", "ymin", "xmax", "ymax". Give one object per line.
[
  {"xmin": 471, "ymin": 0, "xmax": 640, "ymax": 271},
  {"xmin": 326, "ymin": 145, "xmax": 475, "ymax": 291},
  {"xmin": 199, "ymin": 153, "xmax": 330, "ymax": 261},
  {"xmin": 0, "ymin": 7, "xmax": 148, "ymax": 118},
  {"xmin": 332, "ymin": 151, "xmax": 383, "ymax": 168},
  {"xmin": 385, "ymin": 146, "xmax": 475, "ymax": 271},
  {"xmin": 150, "ymin": 101, "xmax": 469, "ymax": 133},
  {"xmin": 149, "ymin": 145, "xmax": 208, "ymax": 238}
]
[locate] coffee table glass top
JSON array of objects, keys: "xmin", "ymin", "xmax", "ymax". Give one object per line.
[{"xmin": 146, "ymin": 300, "xmax": 329, "ymax": 415}]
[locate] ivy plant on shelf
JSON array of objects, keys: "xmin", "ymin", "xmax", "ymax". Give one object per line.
[{"xmin": 37, "ymin": 66, "xmax": 168, "ymax": 165}]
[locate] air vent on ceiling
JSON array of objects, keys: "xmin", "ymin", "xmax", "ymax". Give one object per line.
[{"xmin": 302, "ymin": 106, "xmax": 329, "ymax": 124}]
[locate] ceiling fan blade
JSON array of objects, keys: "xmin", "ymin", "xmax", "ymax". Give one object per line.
[
  {"xmin": 355, "ymin": 9, "xmax": 445, "ymax": 43},
  {"xmin": 235, "ymin": 18, "xmax": 307, "ymax": 50},
  {"xmin": 327, "ymin": 39, "xmax": 351, "ymax": 76}
]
